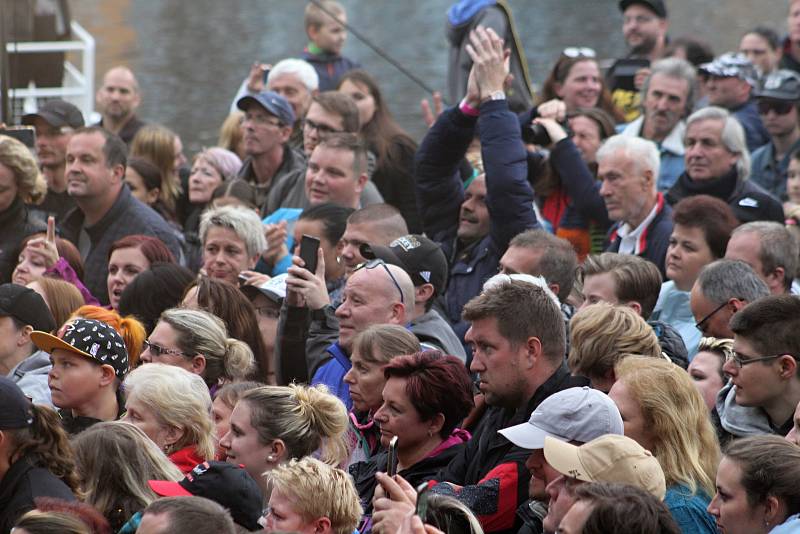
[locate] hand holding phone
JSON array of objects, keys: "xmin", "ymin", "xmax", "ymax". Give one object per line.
[
  {"xmin": 387, "ymin": 435, "xmax": 399, "ymax": 477},
  {"xmin": 298, "ymin": 234, "xmax": 320, "ymax": 274}
]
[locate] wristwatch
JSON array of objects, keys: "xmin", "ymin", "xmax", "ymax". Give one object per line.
[{"xmin": 488, "ymin": 90, "xmax": 506, "ymax": 101}]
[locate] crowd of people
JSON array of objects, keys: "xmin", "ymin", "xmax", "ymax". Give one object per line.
[{"xmin": 2, "ymin": 0, "xmax": 800, "ymax": 532}]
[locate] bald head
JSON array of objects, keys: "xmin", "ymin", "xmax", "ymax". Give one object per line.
[{"xmin": 97, "ymin": 66, "xmax": 142, "ymax": 125}]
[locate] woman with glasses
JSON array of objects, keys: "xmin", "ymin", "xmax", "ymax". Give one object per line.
[
  {"xmin": 122, "ymin": 363, "xmax": 216, "ymax": 473},
  {"xmin": 707, "ymin": 435, "xmax": 800, "ymax": 534},
  {"xmin": 139, "ymin": 307, "xmax": 254, "ymax": 393},
  {"xmin": 609, "ymin": 356, "xmax": 720, "ymax": 534},
  {"xmin": 688, "ymin": 337, "xmax": 732, "ymax": 411},
  {"xmin": 652, "ymin": 195, "xmax": 739, "ymax": 358},
  {"xmin": 537, "ymin": 50, "xmax": 624, "ymax": 122},
  {"xmin": 350, "ymin": 351, "xmax": 473, "ymax": 523}
]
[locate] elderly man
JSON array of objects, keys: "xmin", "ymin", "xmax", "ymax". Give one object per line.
[
  {"xmin": 725, "ymin": 221, "xmax": 799, "ymax": 295},
  {"xmin": 309, "ymin": 260, "xmax": 415, "ymax": 409},
  {"xmin": 666, "ymin": 106, "xmax": 784, "ymax": 223},
  {"xmin": 689, "ymin": 259, "xmax": 770, "ymax": 339},
  {"xmin": 597, "ymin": 135, "xmax": 672, "ymax": 276},
  {"xmin": 60, "ymin": 127, "xmax": 181, "ymax": 305},
  {"xmin": 749, "ymin": 70, "xmax": 800, "ymax": 198},
  {"xmin": 620, "ymin": 57, "xmax": 696, "ymax": 190},
  {"xmin": 95, "ymin": 66, "xmax": 146, "ymax": 145},
  {"xmin": 608, "ymin": 0, "xmax": 670, "ymax": 121},
  {"xmin": 699, "ymin": 53, "xmax": 769, "ymax": 152},
  {"xmin": 21, "ymin": 100, "xmax": 84, "ymax": 222}
]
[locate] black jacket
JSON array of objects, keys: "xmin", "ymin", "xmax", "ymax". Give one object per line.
[
  {"xmin": 432, "ymin": 364, "xmax": 588, "ymax": 534},
  {"xmin": 0, "ymin": 454, "xmax": 75, "ymax": 534},
  {"xmin": 604, "ymin": 194, "xmax": 673, "ymax": 278},
  {"xmin": 666, "ymin": 168, "xmax": 784, "ymax": 224},
  {"xmin": 0, "ymin": 197, "xmax": 46, "ymax": 283}
]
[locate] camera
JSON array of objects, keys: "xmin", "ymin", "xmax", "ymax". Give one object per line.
[{"xmin": 522, "ymin": 120, "xmax": 571, "ymax": 147}]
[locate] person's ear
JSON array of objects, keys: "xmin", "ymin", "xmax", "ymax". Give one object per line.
[
  {"xmin": 145, "ymin": 187, "xmax": 161, "ymax": 206},
  {"xmin": 18, "ymin": 325, "xmax": 34, "ymax": 347},
  {"xmin": 312, "ymin": 516, "xmax": 332, "ymax": 534},
  {"xmin": 554, "ymin": 82, "xmax": 564, "ymax": 99},
  {"xmin": 729, "ymin": 297, "xmax": 747, "ymax": 314},
  {"xmin": 268, "ymin": 439, "xmax": 287, "ymax": 464},
  {"xmin": 190, "ymin": 354, "xmax": 207, "ymax": 376},
  {"xmin": 415, "ymin": 284, "xmax": 435, "ymax": 305},
  {"xmin": 99, "ymin": 364, "xmax": 117, "ymax": 387},
  {"xmin": 429, "ymin": 413, "xmax": 445, "ymax": 437},
  {"xmin": 111, "ymin": 164, "xmax": 125, "ymax": 184},
  {"xmin": 763, "ymin": 495, "xmax": 782, "ymax": 526},
  {"xmin": 779, "ymin": 354, "xmax": 797, "ymax": 380},
  {"xmin": 524, "ymin": 336, "xmax": 543, "ymax": 368},
  {"xmin": 390, "ymin": 302, "xmax": 406, "ymax": 324},
  {"xmin": 248, "ymin": 253, "xmax": 261, "ymax": 270},
  {"xmin": 354, "ymin": 172, "xmax": 368, "ymax": 194},
  {"xmin": 624, "ymin": 300, "xmax": 643, "ymax": 316}
]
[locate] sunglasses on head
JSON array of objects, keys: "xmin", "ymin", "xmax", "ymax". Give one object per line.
[
  {"xmin": 353, "ymin": 259, "xmax": 404, "ymax": 303},
  {"xmin": 757, "ymin": 99, "xmax": 795, "ymax": 116},
  {"xmin": 563, "ymin": 47, "xmax": 596, "ymax": 59}
]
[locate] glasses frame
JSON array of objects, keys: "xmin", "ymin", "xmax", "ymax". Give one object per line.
[
  {"xmin": 142, "ymin": 339, "xmax": 192, "ymax": 358},
  {"xmin": 302, "ymin": 117, "xmax": 342, "ymax": 136},
  {"xmin": 695, "ymin": 300, "xmax": 729, "ymax": 330},
  {"xmin": 729, "ymin": 351, "xmax": 795, "ymax": 368},
  {"xmin": 353, "ymin": 259, "xmax": 404, "ymax": 304}
]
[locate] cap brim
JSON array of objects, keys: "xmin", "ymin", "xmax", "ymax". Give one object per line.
[
  {"xmin": 360, "ymin": 244, "xmax": 410, "ymax": 272},
  {"xmin": 499, "ymin": 422, "xmax": 563, "ymax": 450},
  {"xmin": 148, "ymin": 480, "xmax": 192, "ymax": 497},
  {"xmin": 30, "ymin": 330, "xmax": 93, "ymax": 360},
  {"xmin": 755, "ymin": 91, "xmax": 797, "ymax": 101},
  {"xmin": 236, "ymin": 95, "xmax": 261, "ymax": 112},
  {"xmin": 543, "ymin": 436, "xmax": 593, "ymax": 482},
  {"xmin": 240, "ymin": 284, "xmax": 282, "ymax": 303}
]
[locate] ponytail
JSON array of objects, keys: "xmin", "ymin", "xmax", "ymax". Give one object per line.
[
  {"xmin": 222, "ymin": 338, "xmax": 255, "ymax": 383},
  {"xmin": 9, "ymin": 404, "xmax": 82, "ymax": 497}
]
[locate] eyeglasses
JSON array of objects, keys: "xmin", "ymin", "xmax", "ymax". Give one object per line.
[
  {"xmin": 694, "ymin": 301, "xmax": 729, "ymax": 331},
  {"xmin": 244, "ymin": 112, "xmax": 283, "ymax": 128},
  {"xmin": 302, "ymin": 118, "xmax": 341, "ymax": 136},
  {"xmin": 142, "ymin": 340, "xmax": 191, "ymax": 358},
  {"xmin": 255, "ymin": 305, "xmax": 281, "ymax": 320},
  {"xmin": 757, "ymin": 100, "xmax": 795, "ymax": 116},
  {"xmin": 353, "ymin": 259, "xmax": 404, "ymax": 303},
  {"xmin": 623, "ymin": 14, "xmax": 656, "ymax": 25},
  {"xmin": 729, "ymin": 351, "xmax": 796, "ymax": 368},
  {"xmin": 563, "ymin": 47, "xmax": 596, "ymax": 59}
]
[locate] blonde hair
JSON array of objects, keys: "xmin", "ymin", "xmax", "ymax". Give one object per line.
[
  {"xmin": 160, "ymin": 308, "xmax": 255, "ymax": 386},
  {"xmin": 130, "ymin": 124, "xmax": 181, "ymax": 212},
  {"xmin": 14, "ymin": 511, "xmax": 91, "ymax": 534},
  {"xmin": 73, "ymin": 421, "xmax": 183, "ymax": 526},
  {"xmin": 615, "ymin": 356, "xmax": 720, "ymax": 497},
  {"xmin": 304, "ymin": 0, "xmax": 344, "ymax": 29},
  {"xmin": 267, "ymin": 457, "xmax": 362, "ymax": 534},
  {"xmin": 123, "ymin": 363, "xmax": 216, "ymax": 459},
  {"xmin": 568, "ymin": 303, "xmax": 662, "ymax": 379},
  {"xmin": 351, "ymin": 324, "xmax": 421, "ymax": 365},
  {"xmin": 33, "ymin": 276, "xmax": 85, "ymax": 332},
  {"xmin": 217, "ymin": 111, "xmax": 244, "ymax": 156},
  {"xmin": 241, "ymin": 384, "xmax": 349, "ymax": 466},
  {"xmin": 0, "ymin": 134, "xmax": 47, "ymax": 203}
]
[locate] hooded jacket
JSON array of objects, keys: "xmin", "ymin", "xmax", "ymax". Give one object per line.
[
  {"xmin": 7, "ymin": 350, "xmax": 53, "ymax": 406},
  {"xmin": 713, "ymin": 380, "xmax": 777, "ymax": 447},
  {"xmin": 410, "ymin": 309, "xmax": 467, "ymax": 362}
]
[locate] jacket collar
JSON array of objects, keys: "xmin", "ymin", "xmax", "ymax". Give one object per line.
[{"xmin": 622, "ymin": 116, "xmax": 685, "ymax": 156}]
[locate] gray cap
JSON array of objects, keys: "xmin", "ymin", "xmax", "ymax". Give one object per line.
[
  {"xmin": 754, "ymin": 69, "xmax": 800, "ymax": 101},
  {"xmin": 699, "ymin": 52, "xmax": 758, "ymax": 86},
  {"xmin": 498, "ymin": 387, "xmax": 624, "ymax": 449}
]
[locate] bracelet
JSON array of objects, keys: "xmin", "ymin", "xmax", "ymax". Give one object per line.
[{"xmin": 459, "ymin": 98, "xmax": 480, "ymax": 117}]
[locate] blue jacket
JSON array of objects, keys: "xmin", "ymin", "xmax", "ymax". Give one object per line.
[
  {"xmin": 749, "ymin": 137, "xmax": 800, "ymax": 200},
  {"xmin": 302, "ymin": 47, "xmax": 360, "ymax": 91},
  {"xmin": 415, "ymin": 99, "xmax": 539, "ymax": 353},
  {"xmin": 732, "ymin": 99, "xmax": 770, "ymax": 153},
  {"xmin": 605, "ymin": 193, "xmax": 673, "ymax": 277},
  {"xmin": 311, "ymin": 342, "xmax": 353, "ymax": 411}
]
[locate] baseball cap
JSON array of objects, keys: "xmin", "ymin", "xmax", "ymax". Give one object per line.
[
  {"xmin": 241, "ymin": 273, "xmax": 288, "ymax": 304},
  {"xmin": 0, "ymin": 376, "xmax": 35, "ymax": 429},
  {"xmin": 237, "ymin": 91, "xmax": 296, "ymax": 126},
  {"xmin": 618, "ymin": 0, "xmax": 667, "ymax": 18},
  {"xmin": 700, "ymin": 53, "xmax": 758, "ymax": 86},
  {"xmin": 754, "ymin": 70, "xmax": 800, "ymax": 101},
  {"xmin": 0, "ymin": 283, "xmax": 56, "ymax": 333},
  {"xmin": 31, "ymin": 318, "xmax": 129, "ymax": 379},
  {"xmin": 499, "ymin": 387, "xmax": 623, "ymax": 449},
  {"xmin": 360, "ymin": 235, "xmax": 448, "ymax": 296},
  {"xmin": 21, "ymin": 100, "xmax": 85, "ymax": 129},
  {"xmin": 544, "ymin": 434, "xmax": 667, "ymax": 500},
  {"xmin": 149, "ymin": 461, "xmax": 263, "ymax": 530}
]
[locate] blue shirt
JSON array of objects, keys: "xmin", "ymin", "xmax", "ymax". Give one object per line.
[
  {"xmin": 750, "ymin": 137, "xmax": 800, "ymax": 200},
  {"xmin": 653, "ymin": 281, "xmax": 702, "ymax": 359},
  {"xmin": 664, "ymin": 485, "xmax": 717, "ymax": 534}
]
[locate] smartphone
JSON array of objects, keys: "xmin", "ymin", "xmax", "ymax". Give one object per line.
[
  {"xmin": 298, "ymin": 234, "xmax": 320, "ymax": 274},
  {"xmin": 262, "ymin": 67, "xmax": 271, "ymax": 85},
  {"xmin": 415, "ymin": 482, "xmax": 431, "ymax": 521},
  {"xmin": 0, "ymin": 126, "xmax": 35, "ymax": 149},
  {"xmin": 387, "ymin": 435, "xmax": 399, "ymax": 477}
]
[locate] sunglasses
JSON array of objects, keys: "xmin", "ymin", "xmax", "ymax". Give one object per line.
[
  {"xmin": 142, "ymin": 340, "xmax": 191, "ymax": 358},
  {"xmin": 563, "ymin": 47, "xmax": 596, "ymax": 59},
  {"xmin": 757, "ymin": 100, "xmax": 795, "ymax": 116},
  {"xmin": 353, "ymin": 259, "xmax": 404, "ymax": 303}
]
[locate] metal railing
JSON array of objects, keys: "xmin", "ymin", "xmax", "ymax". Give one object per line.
[{"xmin": 5, "ymin": 21, "xmax": 95, "ymax": 123}]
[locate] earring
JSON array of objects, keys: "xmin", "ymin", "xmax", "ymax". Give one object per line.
[
  {"xmin": 427, "ymin": 430, "xmax": 433, "ymax": 437},
  {"xmin": 336, "ymin": 256, "xmax": 342, "ymax": 265},
  {"xmin": 267, "ymin": 455, "xmax": 275, "ymax": 462}
]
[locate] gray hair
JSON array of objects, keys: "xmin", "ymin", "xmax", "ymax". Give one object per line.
[
  {"xmin": 685, "ymin": 106, "xmax": 751, "ymax": 181},
  {"xmin": 268, "ymin": 58, "xmax": 319, "ymax": 92},
  {"xmin": 732, "ymin": 221, "xmax": 799, "ymax": 290},
  {"xmin": 199, "ymin": 205, "xmax": 266, "ymax": 259},
  {"xmin": 641, "ymin": 57, "xmax": 698, "ymax": 116},
  {"xmin": 697, "ymin": 259, "xmax": 770, "ymax": 304},
  {"xmin": 596, "ymin": 134, "xmax": 661, "ymax": 186}
]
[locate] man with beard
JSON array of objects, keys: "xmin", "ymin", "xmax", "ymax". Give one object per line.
[
  {"xmin": 608, "ymin": 0, "xmax": 670, "ymax": 121},
  {"xmin": 620, "ymin": 57, "xmax": 696, "ymax": 191},
  {"xmin": 749, "ymin": 70, "xmax": 800, "ymax": 198},
  {"xmin": 95, "ymin": 66, "xmax": 146, "ymax": 146}
]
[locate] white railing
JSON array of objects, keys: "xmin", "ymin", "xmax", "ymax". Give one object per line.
[{"xmin": 5, "ymin": 21, "xmax": 95, "ymax": 122}]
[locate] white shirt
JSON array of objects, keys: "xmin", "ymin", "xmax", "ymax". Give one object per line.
[{"xmin": 616, "ymin": 200, "xmax": 660, "ymax": 256}]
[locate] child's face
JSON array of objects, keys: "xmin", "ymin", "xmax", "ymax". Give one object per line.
[
  {"xmin": 311, "ymin": 16, "xmax": 347, "ymax": 55},
  {"xmin": 788, "ymin": 158, "xmax": 800, "ymax": 204},
  {"xmin": 48, "ymin": 349, "xmax": 105, "ymax": 411}
]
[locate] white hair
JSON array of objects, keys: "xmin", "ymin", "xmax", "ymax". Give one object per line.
[
  {"xmin": 596, "ymin": 134, "xmax": 661, "ymax": 185},
  {"xmin": 268, "ymin": 58, "xmax": 319, "ymax": 92},
  {"xmin": 199, "ymin": 205, "xmax": 267, "ymax": 258},
  {"xmin": 685, "ymin": 106, "xmax": 751, "ymax": 180},
  {"xmin": 483, "ymin": 273, "xmax": 560, "ymax": 307}
]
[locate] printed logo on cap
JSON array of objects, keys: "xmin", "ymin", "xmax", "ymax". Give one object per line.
[{"xmin": 390, "ymin": 235, "xmax": 421, "ymax": 252}]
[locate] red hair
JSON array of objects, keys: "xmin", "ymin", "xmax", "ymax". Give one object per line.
[
  {"xmin": 383, "ymin": 351, "xmax": 473, "ymax": 438},
  {"xmin": 108, "ymin": 234, "xmax": 176, "ymax": 264}
]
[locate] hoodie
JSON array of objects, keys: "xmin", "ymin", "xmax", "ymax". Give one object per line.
[
  {"xmin": 713, "ymin": 380, "xmax": 774, "ymax": 446},
  {"xmin": 7, "ymin": 350, "xmax": 53, "ymax": 406},
  {"xmin": 410, "ymin": 309, "xmax": 467, "ymax": 362}
]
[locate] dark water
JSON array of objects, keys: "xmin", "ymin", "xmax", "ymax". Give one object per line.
[{"xmin": 70, "ymin": 0, "xmax": 786, "ymax": 154}]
